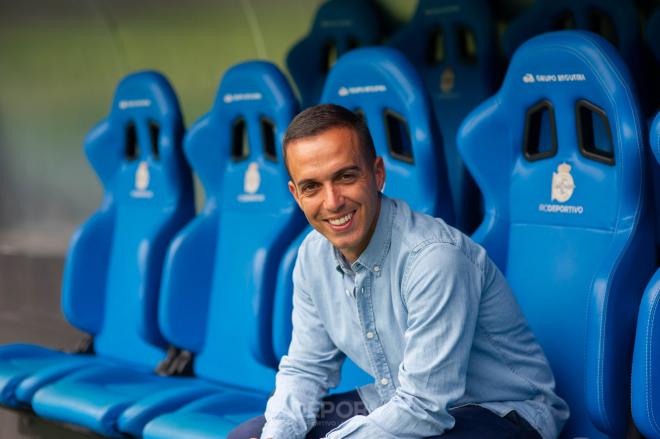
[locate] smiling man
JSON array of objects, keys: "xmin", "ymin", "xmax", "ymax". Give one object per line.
[{"xmin": 228, "ymin": 104, "xmax": 568, "ymax": 439}]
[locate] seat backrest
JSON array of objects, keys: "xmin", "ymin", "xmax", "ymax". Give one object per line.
[
  {"xmin": 286, "ymin": 0, "xmax": 383, "ymax": 109},
  {"xmin": 323, "ymin": 47, "xmax": 454, "ymax": 221},
  {"xmin": 631, "ymin": 112, "xmax": 660, "ymax": 438},
  {"xmin": 62, "ymin": 71, "xmax": 195, "ymax": 369},
  {"xmin": 273, "ymin": 47, "xmax": 454, "ymax": 392},
  {"xmin": 458, "ymin": 31, "xmax": 654, "ymax": 438},
  {"xmin": 166, "ymin": 61, "xmax": 305, "ymax": 393},
  {"xmin": 503, "ymin": 0, "xmax": 641, "ymax": 68},
  {"xmin": 387, "ymin": 0, "xmax": 498, "ymax": 231}
]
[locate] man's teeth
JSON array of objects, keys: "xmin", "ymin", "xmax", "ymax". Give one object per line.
[{"xmin": 328, "ymin": 212, "xmax": 353, "ymax": 226}]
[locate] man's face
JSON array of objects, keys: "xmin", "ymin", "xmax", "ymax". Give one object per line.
[{"xmin": 287, "ymin": 126, "xmax": 385, "ymax": 263}]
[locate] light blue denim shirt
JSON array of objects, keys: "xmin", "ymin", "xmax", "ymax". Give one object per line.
[{"xmin": 262, "ymin": 196, "xmax": 569, "ymax": 439}]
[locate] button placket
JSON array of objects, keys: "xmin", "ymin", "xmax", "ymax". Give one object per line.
[{"xmin": 355, "ymin": 270, "xmax": 395, "ymax": 401}]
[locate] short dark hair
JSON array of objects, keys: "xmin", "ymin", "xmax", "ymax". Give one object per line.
[{"xmin": 283, "ymin": 104, "xmax": 376, "ymax": 174}]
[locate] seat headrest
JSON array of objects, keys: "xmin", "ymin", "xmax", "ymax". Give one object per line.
[
  {"xmin": 388, "ymin": 0, "xmax": 497, "ymax": 84},
  {"xmin": 286, "ymin": 0, "xmax": 383, "ymax": 108},
  {"xmin": 185, "ymin": 61, "xmax": 298, "ymax": 212},
  {"xmin": 85, "ymin": 70, "xmax": 188, "ymax": 207},
  {"xmin": 653, "ymin": 112, "xmax": 660, "ymax": 165},
  {"xmin": 321, "ymin": 46, "xmax": 454, "ymax": 221},
  {"xmin": 460, "ymin": 30, "xmax": 644, "ymax": 232},
  {"xmin": 503, "ymin": 0, "xmax": 641, "ymax": 64}
]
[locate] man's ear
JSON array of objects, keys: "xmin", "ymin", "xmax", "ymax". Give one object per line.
[
  {"xmin": 288, "ymin": 180, "xmax": 302, "ymax": 208},
  {"xmin": 374, "ymin": 156, "xmax": 386, "ymax": 192}
]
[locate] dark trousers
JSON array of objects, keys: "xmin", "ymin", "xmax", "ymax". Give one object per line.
[{"xmin": 227, "ymin": 390, "xmax": 542, "ymax": 439}]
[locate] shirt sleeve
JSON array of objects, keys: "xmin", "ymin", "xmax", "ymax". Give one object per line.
[
  {"xmin": 324, "ymin": 243, "xmax": 483, "ymax": 438},
  {"xmin": 261, "ymin": 254, "xmax": 345, "ymax": 439}
]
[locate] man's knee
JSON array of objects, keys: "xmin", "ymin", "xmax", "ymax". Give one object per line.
[{"xmin": 227, "ymin": 415, "xmax": 266, "ymax": 439}]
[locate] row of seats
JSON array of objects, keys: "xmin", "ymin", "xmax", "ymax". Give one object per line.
[
  {"xmin": 0, "ymin": 30, "xmax": 657, "ymax": 439},
  {"xmin": 289, "ymin": 0, "xmax": 660, "ymax": 233}
]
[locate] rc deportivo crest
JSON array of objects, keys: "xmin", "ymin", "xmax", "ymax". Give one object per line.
[
  {"xmin": 244, "ymin": 162, "xmax": 261, "ymax": 194},
  {"xmin": 551, "ymin": 163, "xmax": 575, "ymax": 203},
  {"xmin": 135, "ymin": 161, "xmax": 150, "ymax": 191},
  {"xmin": 440, "ymin": 66, "xmax": 455, "ymax": 93}
]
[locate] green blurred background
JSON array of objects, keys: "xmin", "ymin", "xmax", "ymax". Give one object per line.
[{"xmin": 0, "ymin": 0, "xmax": 429, "ymax": 256}]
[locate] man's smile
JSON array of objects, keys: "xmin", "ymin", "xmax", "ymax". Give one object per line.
[{"xmin": 325, "ymin": 210, "xmax": 356, "ymax": 230}]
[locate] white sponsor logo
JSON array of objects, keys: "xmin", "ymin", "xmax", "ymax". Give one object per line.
[
  {"xmin": 131, "ymin": 161, "xmax": 154, "ymax": 199},
  {"xmin": 538, "ymin": 203, "xmax": 584, "ymax": 214},
  {"xmin": 320, "ymin": 19, "xmax": 353, "ymax": 28},
  {"xmin": 119, "ymin": 99, "xmax": 151, "ymax": 110},
  {"xmin": 238, "ymin": 162, "xmax": 265, "ymax": 203},
  {"xmin": 538, "ymin": 163, "xmax": 583, "ymax": 214},
  {"xmin": 424, "ymin": 5, "xmax": 459, "ymax": 15},
  {"xmin": 223, "ymin": 92, "xmax": 263, "ymax": 104},
  {"xmin": 238, "ymin": 194, "xmax": 265, "ymax": 202},
  {"xmin": 523, "ymin": 73, "xmax": 586, "ymax": 84},
  {"xmin": 338, "ymin": 84, "xmax": 387, "ymax": 97}
]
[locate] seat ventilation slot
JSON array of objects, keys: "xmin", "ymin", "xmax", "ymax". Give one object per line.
[
  {"xmin": 523, "ymin": 100, "xmax": 558, "ymax": 161},
  {"xmin": 231, "ymin": 117, "xmax": 250, "ymax": 161},
  {"xmin": 576, "ymin": 100, "xmax": 614, "ymax": 165},
  {"xmin": 589, "ymin": 8, "xmax": 618, "ymax": 47},
  {"xmin": 261, "ymin": 117, "xmax": 277, "ymax": 162},
  {"xmin": 426, "ymin": 27, "xmax": 445, "ymax": 65},
  {"xmin": 125, "ymin": 122, "xmax": 140, "ymax": 161},
  {"xmin": 322, "ymin": 40, "xmax": 338, "ymax": 73},
  {"xmin": 457, "ymin": 25, "xmax": 477, "ymax": 64},
  {"xmin": 384, "ymin": 110, "xmax": 414, "ymax": 163},
  {"xmin": 149, "ymin": 121, "xmax": 160, "ymax": 160}
]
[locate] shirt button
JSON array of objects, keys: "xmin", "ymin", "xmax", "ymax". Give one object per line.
[
  {"xmin": 366, "ymin": 331, "xmax": 374, "ymax": 339},
  {"xmin": 380, "ymin": 378, "xmax": 389, "ymax": 386},
  {"xmin": 373, "ymin": 265, "xmax": 380, "ymax": 272}
]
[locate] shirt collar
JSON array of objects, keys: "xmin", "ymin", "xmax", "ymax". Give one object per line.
[
  {"xmin": 355, "ymin": 194, "xmax": 394, "ymax": 274},
  {"xmin": 333, "ymin": 194, "xmax": 394, "ymax": 275}
]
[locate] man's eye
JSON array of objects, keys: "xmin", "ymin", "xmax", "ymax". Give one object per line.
[
  {"xmin": 339, "ymin": 173, "xmax": 357, "ymax": 182},
  {"xmin": 301, "ymin": 184, "xmax": 319, "ymax": 194}
]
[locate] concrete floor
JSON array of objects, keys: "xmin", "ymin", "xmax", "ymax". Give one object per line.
[{"xmin": 0, "ymin": 252, "xmax": 101, "ymax": 439}]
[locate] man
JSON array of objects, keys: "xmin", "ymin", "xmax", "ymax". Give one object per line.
[{"xmin": 229, "ymin": 104, "xmax": 568, "ymax": 439}]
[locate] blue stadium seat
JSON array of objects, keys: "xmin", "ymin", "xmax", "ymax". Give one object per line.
[
  {"xmin": 458, "ymin": 31, "xmax": 654, "ymax": 438},
  {"xmin": 30, "ymin": 61, "xmax": 304, "ymax": 438},
  {"xmin": 272, "ymin": 46, "xmax": 455, "ymax": 400},
  {"xmin": 286, "ymin": 0, "xmax": 383, "ymax": 109},
  {"xmin": 632, "ymin": 112, "xmax": 660, "ymax": 438},
  {"xmin": 0, "ymin": 71, "xmax": 194, "ymax": 409},
  {"xmin": 387, "ymin": 0, "xmax": 499, "ymax": 232},
  {"xmin": 503, "ymin": 0, "xmax": 641, "ymax": 63},
  {"xmin": 502, "ymin": 0, "xmax": 649, "ymax": 115}
]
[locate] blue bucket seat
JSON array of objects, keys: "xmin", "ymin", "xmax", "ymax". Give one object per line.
[
  {"xmin": 387, "ymin": 0, "xmax": 499, "ymax": 232},
  {"xmin": 458, "ymin": 31, "xmax": 654, "ymax": 438},
  {"xmin": 286, "ymin": 0, "xmax": 383, "ymax": 109},
  {"xmin": 30, "ymin": 61, "xmax": 304, "ymax": 438},
  {"xmin": 0, "ymin": 71, "xmax": 194, "ymax": 410}
]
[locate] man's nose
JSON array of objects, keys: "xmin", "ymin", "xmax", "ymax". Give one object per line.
[{"xmin": 323, "ymin": 184, "xmax": 345, "ymax": 212}]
